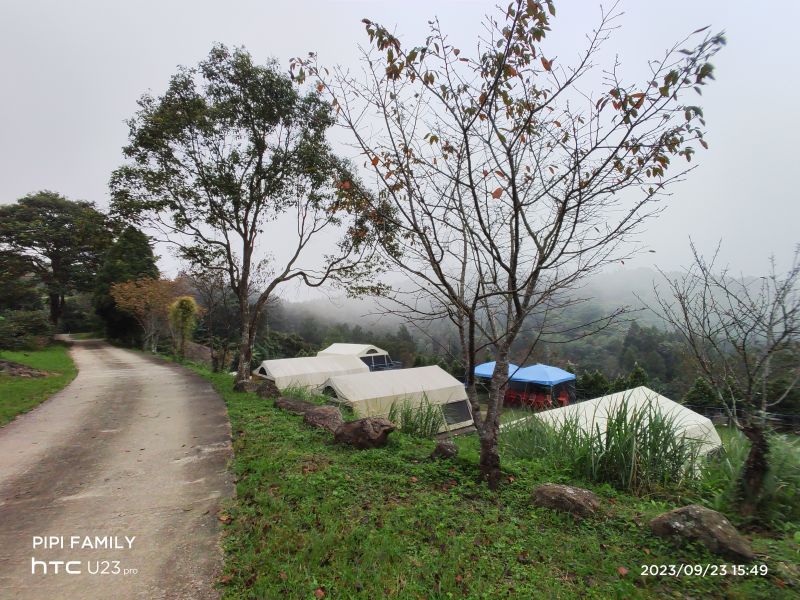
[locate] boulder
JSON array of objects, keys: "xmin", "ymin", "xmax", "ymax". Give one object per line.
[
  {"xmin": 304, "ymin": 406, "xmax": 344, "ymax": 433},
  {"xmin": 233, "ymin": 380, "xmax": 260, "ymax": 393},
  {"xmin": 334, "ymin": 417, "xmax": 396, "ymax": 449},
  {"xmin": 649, "ymin": 504, "xmax": 755, "ymax": 562},
  {"xmin": 430, "ymin": 439, "xmax": 458, "ymax": 460},
  {"xmin": 273, "ymin": 397, "xmax": 318, "ymax": 415},
  {"xmin": 532, "ymin": 484, "xmax": 601, "ymax": 518},
  {"xmin": 256, "ymin": 379, "xmax": 281, "ymax": 399}
]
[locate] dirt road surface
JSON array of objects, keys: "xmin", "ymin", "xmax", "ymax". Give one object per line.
[{"xmin": 0, "ymin": 340, "xmax": 234, "ymax": 599}]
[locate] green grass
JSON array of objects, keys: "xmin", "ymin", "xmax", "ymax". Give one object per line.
[
  {"xmin": 501, "ymin": 398, "xmax": 707, "ymax": 495},
  {"xmin": 0, "ymin": 344, "xmax": 77, "ymax": 426},
  {"xmin": 190, "ymin": 366, "xmax": 798, "ymax": 599}
]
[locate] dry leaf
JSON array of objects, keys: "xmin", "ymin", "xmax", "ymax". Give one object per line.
[
  {"xmin": 617, "ymin": 566, "xmax": 629, "ymax": 576},
  {"xmin": 491, "ymin": 187, "xmax": 503, "ymax": 199},
  {"xmin": 315, "ymin": 588, "xmax": 326, "ymax": 599}
]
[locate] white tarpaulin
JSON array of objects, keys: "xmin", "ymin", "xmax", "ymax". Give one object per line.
[
  {"xmin": 317, "ymin": 343, "xmax": 388, "ymax": 358},
  {"xmin": 524, "ymin": 386, "xmax": 722, "ymax": 454},
  {"xmin": 323, "ymin": 365, "xmax": 474, "ymax": 431},
  {"xmin": 252, "ymin": 355, "xmax": 369, "ymax": 390}
]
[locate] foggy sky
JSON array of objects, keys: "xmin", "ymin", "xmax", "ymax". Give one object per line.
[{"xmin": 1, "ymin": 0, "xmax": 798, "ymax": 285}]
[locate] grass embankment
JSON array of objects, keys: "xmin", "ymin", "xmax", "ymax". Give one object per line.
[
  {"xmin": 193, "ymin": 367, "xmax": 798, "ymax": 599},
  {"xmin": 0, "ymin": 344, "xmax": 77, "ymax": 426}
]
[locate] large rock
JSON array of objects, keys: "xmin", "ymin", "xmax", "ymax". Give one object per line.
[
  {"xmin": 334, "ymin": 417, "xmax": 395, "ymax": 449},
  {"xmin": 532, "ymin": 484, "xmax": 601, "ymax": 518},
  {"xmin": 649, "ymin": 504, "xmax": 755, "ymax": 562},
  {"xmin": 233, "ymin": 379, "xmax": 260, "ymax": 393},
  {"xmin": 273, "ymin": 397, "xmax": 318, "ymax": 415},
  {"xmin": 304, "ymin": 406, "xmax": 344, "ymax": 433},
  {"xmin": 256, "ymin": 379, "xmax": 281, "ymax": 399},
  {"xmin": 430, "ymin": 439, "xmax": 458, "ymax": 460}
]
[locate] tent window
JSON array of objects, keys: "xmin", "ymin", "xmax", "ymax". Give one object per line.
[
  {"xmin": 259, "ymin": 367, "xmax": 267, "ymax": 375},
  {"xmin": 372, "ymin": 355, "xmax": 387, "ymax": 366},
  {"xmin": 366, "ymin": 349, "xmax": 378, "ymax": 354},
  {"xmin": 322, "ymin": 386, "xmax": 338, "ymax": 399},
  {"xmin": 441, "ymin": 400, "xmax": 472, "ymax": 425}
]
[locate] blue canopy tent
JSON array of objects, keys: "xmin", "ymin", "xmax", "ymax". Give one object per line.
[
  {"xmin": 473, "ymin": 361, "xmax": 522, "ymax": 379},
  {"xmin": 513, "ymin": 364, "xmax": 575, "ymax": 386},
  {"xmin": 474, "ymin": 361, "xmax": 577, "ymax": 409}
]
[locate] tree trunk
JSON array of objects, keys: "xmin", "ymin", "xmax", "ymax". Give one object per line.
[
  {"xmin": 48, "ymin": 293, "xmax": 64, "ymax": 326},
  {"xmin": 236, "ymin": 301, "xmax": 252, "ymax": 382},
  {"xmin": 738, "ymin": 422, "xmax": 769, "ymax": 518},
  {"xmin": 479, "ymin": 420, "xmax": 502, "ymax": 490},
  {"xmin": 478, "ymin": 354, "xmax": 508, "ymax": 489}
]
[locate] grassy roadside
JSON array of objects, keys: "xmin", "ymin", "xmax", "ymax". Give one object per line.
[
  {"xmin": 0, "ymin": 343, "xmax": 78, "ymax": 426},
  {"xmin": 191, "ymin": 366, "xmax": 798, "ymax": 599}
]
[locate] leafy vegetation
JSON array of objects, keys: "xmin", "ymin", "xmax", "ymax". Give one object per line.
[
  {"xmin": 0, "ymin": 310, "xmax": 53, "ymax": 350},
  {"xmin": 701, "ymin": 430, "xmax": 800, "ymax": 529},
  {"xmin": 387, "ymin": 396, "xmax": 445, "ymax": 439},
  {"xmin": 93, "ymin": 225, "xmax": 159, "ymax": 344},
  {"xmin": 0, "ymin": 191, "xmax": 112, "ymax": 326},
  {"xmin": 168, "ymin": 295, "xmax": 199, "ymax": 360},
  {"xmin": 191, "ymin": 367, "xmax": 798, "ymax": 599},
  {"xmin": 0, "ymin": 344, "xmax": 77, "ymax": 426},
  {"xmin": 501, "ymin": 398, "xmax": 706, "ymax": 495}
]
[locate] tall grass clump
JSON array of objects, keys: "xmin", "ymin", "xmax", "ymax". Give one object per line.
[
  {"xmin": 501, "ymin": 397, "xmax": 707, "ymax": 495},
  {"xmin": 388, "ymin": 395, "xmax": 444, "ymax": 438},
  {"xmin": 282, "ymin": 385, "xmax": 329, "ymax": 405},
  {"xmin": 702, "ymin": 430, "xmax": 800, "ymax": 529}
]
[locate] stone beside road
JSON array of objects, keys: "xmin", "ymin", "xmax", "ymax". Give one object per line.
[
  {"xmin": 334, "ymin": 417, "xmax": 396, "ymax": 449},
  {"xmin": 303, "ymin": 406, "xmax": 344, "ymax": 433}
]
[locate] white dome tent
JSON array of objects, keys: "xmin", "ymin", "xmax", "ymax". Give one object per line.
[
  {"xmin": 322, "ymin": 365, "xmax": 474, "ymax": 433},
  {"xmin": 504, "ymin": 386, "xmax": 722, "ymax": 455},
  {"xmin": 252, "ymin": 355, "xmax": 369, "ymax": 391},
  {"xmin": 317, "ymin": 343, "xmax": 396, "ymax": 370}
]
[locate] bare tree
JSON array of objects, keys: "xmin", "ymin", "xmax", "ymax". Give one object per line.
[
  {"xmin": 184, "ymin": 265, "xmax": 239, "ymax": 372},
  {"xmin": 649, "ymin": 243, "xmax": 800, "ymax": 516},
  {"xmin": 294, "ymin": 0, "xmax": 724, "ymax": 486}
]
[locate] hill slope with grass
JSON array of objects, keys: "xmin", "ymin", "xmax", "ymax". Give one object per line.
[{"xmin": 193, "ymin": 367, "xmax": 798, "ymax": 599}]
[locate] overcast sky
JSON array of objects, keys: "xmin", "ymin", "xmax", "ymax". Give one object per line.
[{"xmin": 1, "ymin": 0, "xmax": 798, "ymax": 285}]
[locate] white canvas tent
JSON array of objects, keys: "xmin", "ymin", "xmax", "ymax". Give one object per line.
[
  {"xmin": 318, "ymin": 343, "xmax": 387, "ymax": 357},
  {"xmin": 509, "ymin": 386, "xmax": 721, "ymax": 454},
  {"xmin": 252, "ymin": 355, "xmax": 369, "ymax": 391},
  {"xmin": 322, "ymin": 365, "xmax": 474, "ymax": 432},
  {"xmin": 317, "ymin": 343, "xmax": 392, "ymax": 370}
]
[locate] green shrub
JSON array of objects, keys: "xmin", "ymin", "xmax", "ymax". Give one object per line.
[
  {"xmin": 281, "ymin": 385, "xmax": 330, "ymax": 405},
  {"xmin": 0, "ymin": 310, "xmax": 53, "ymax": 350},
  {"xmin": 701, "ymin": 430, "xmax": 800, "ymax": 529},
  {"xmin": 387, "ymin": 395, "xmax": 445, "ymax": 438},
  {"xmin": 501, "ymin": 397, "xmax": 706, "ymax": 494}
]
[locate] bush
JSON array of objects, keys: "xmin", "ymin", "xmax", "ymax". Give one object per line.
[
  {"xmin": 388, "ymin": 395, "xmax": 445, "ymax": 438},
  {"xmin": 501, "ymin": 396, "xmax": 706, "ymax": 495},
  {"xmin": 701, "ymin": 430, "xmax": 800, "ymax": 529},
  {"xmin": 0, "ymin": 311, "xmax": 53, "ymax": 350}
]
